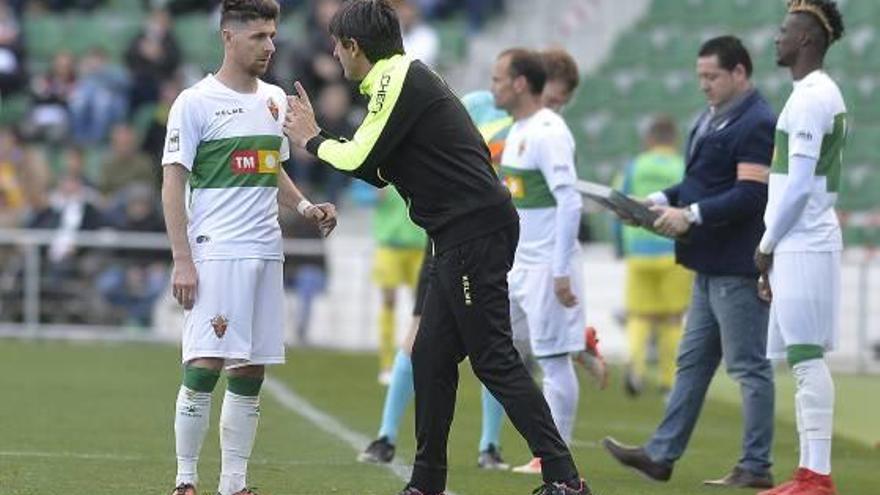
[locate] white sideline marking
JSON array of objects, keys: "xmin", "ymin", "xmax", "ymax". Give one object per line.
[
  {"xmin": 264, "ymin": 377, "xmax": 460, "ymax": 495},
  {"xmin": 0, "ymin": 450, "xmax": 363, "ymax": 467},
  {"xmin": 0, "ymin": 450, "xmax": 143, "ymax": 461}
]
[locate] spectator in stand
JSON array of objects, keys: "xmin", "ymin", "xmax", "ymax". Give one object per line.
[
  {"xmin": 125, "ymin": 8, "xmax": 182, "ymax": 112},
  {"xmin": 98, "ymin": 123, "xmax": 157, "ymax": 204},
  {"xmin": 290, "ymin": 81, "xmax": 352, "ymax": 203},
  {"xmin": 289, "ymin": 0, "xmax": 345, "ymax": 96},
  {"xmin": 69, "ymin": 47, "xmax": 129, "ymax": 144},
  {"xmin": 25, "ymin": 51, "xmax": 77, "ymax": 143},
  {"xmin": 141, "ymin": 78, "xmax": 182, "ymax": 166},
  {"xmin": 0, "ymin": 0, "xmax": 25, "ymax": 95},
  {"xmin": 395, "ymin": 0, "xmax": 439, "ymax": 67},
  {"xmin": 0, "ymin": 126, "xmax": 24, "ymax": 227},
  {"xmin": 31, "ymin": 148, "xmax": 105, "ymax": 304},
  {"xmin": 96, "ymin": 183, "xmax": 167, "ymax": 327}
]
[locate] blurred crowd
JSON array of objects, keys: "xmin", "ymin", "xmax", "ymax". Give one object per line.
[{"xmin": 0, "ymin": 0, "xmax": 505, "ymax": 328}]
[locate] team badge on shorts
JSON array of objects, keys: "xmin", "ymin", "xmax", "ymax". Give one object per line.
[
  {"xmin": 267, "ymin": 97, "xmax": 279, "ymax": 121},
  {"xmin": 211, "ymin": 314, "xmax": 229, "ymax": 338}
]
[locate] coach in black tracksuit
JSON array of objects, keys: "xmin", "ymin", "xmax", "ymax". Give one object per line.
[{"xmin": 283, "ymin": 2, "xmax": 590, "ymax": 495}]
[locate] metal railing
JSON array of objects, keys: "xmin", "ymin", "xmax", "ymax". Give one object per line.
[{"xmin": 0, "ymin": 228, "xmax": 325, "ymax": 335}]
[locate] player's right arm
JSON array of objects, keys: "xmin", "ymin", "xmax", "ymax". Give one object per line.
[
  {"xmin": 161, "ymin": 89, "xmax": 200, "ymax": 310},
  {"xmin": 162, "ymin": 164, "xmax": 197, "ymax": 309}
]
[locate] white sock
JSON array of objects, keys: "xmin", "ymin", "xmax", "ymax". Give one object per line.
[
  {"xmin": 793, "ymin": 358, "xmax": 834, "ymax": 475},
  {"xmin": 537, "ymin": 355, "xmax": 579, "ymax": 445},
  {"xmin": 218, "ymin": 390, "xmax": 261, "ymax": 495},
  {"xmin": 795, "ymin": 392, "xmax": 810, "ymax": 469},
  {"xmin": 175, "ymin": 386, "xmax": 213, "ymax": 486}
]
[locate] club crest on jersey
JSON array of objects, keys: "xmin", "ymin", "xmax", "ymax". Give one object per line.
[
  {"xmin": 211, "ymin": 314, "xmax": 229, "ymax": 338},
  {"xmin": 231, "ymin": 150, "xmax": 281, "ymax": 175},
  {"xmin": 518, "ymin": 140, "xmax": 527, "ymax": 156},
  {"xmin": 267, "ymin": 97, "xmax": 279, "ymax": 120}
]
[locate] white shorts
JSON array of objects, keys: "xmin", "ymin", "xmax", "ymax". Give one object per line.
[
  {"xmin": 767, "ymin": 251, "xmax": 840, "ymax": 360},
  {"xmin": 182, "ymin": 259, "xmax": 286, "ymax": 367},
  {"xmin": 509, "ymin": 258, "xmax": 586, "ymax": 358}
]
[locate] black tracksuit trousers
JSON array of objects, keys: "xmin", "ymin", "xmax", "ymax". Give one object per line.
[{"xmin": 409, "ymin": 223, "xmax": 579, "ymax": 492}]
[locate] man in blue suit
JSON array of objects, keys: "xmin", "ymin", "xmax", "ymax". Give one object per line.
[{"xmin": 602, "ymin": 35, "xmax": 777, "ymax": 489}]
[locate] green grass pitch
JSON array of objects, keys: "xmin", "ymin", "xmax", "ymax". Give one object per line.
[{"xmin": 1, "ymin": 340, "xmax": 877, "ymax": 494}]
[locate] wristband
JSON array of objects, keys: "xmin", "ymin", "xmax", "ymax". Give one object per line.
[{"xmin": 296, "ymin": 199, "xmax": 314, "ymax": 216}]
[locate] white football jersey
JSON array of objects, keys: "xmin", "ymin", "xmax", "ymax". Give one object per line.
[
  {"xmin": 500, "ymin": 108, "xmax": 579, "ymax": 267},
  {"xmin": 162, "ymin": 75, "xmax": 290, "ymax": 261},
  {"xmin": 766, "ymin": 70, "xmax": 847, "ymax": 253}
]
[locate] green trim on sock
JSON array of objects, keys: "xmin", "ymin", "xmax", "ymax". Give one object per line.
[
  {"xmin": 227, "ymin": 375, "xmax": 264, "ymax": 397},
  {"xmin": 183, "ymin": 366, "xmax": 221, "ymax": 393},
  {"xmin": 787, "ymin": 344, "xmax": 825, "ymax": 367}
]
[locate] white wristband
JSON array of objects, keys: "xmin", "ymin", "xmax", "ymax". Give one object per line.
[{"xmin": 296, "ymin": 199, "xmax": 314, "ymax": 216}]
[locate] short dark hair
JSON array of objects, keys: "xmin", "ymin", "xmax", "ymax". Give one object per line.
[
  {"xmin": 220, "ymin": 0, "xmax": 280, "ymax": 27},
  {"xmin": 646, "ymin": 115, "xmax": 678, "ymax": 145},
  {"xmin": 698, "ymin": 35, "xmax": 753, "ymax": 77},
  {"xmin": 542, "ymin": 48, "xmax": 579, "ymax": 93},
  {"xmin": 499, "ymin": 48, "xmax": 546, "ymax": 95},
  {"xmin": 329, "ymin": 0, "xmax": 405, "ymax": 64}
]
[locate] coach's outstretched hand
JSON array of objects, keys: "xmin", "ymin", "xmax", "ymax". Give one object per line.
[
  {"xmin": 284, "ymin": 81, "xmax": 320, "ymax": 148},
  {"xmin": 303, "ymin": 202, "xmax": 338, "ymax": 237}
]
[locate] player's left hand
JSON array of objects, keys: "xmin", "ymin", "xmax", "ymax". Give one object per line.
[
  {"xmin": 651, "ymin": 206, "xmax": 691, "ymax": 237},
  {"xmin": 757, "ymin": 273, "xmax": 773, "ymax": 303},
  {"xmin": 303, "ymin": 201, "xmax": 337, "ymax": 237},
  {"xmin": 754, "ymin": 248, "xmax": 773, "ymax": 274},
  {"xmin": 554, "ymin": 276, "xmax": 578, "ymax": 307},
  {"xmin": 284, "ymin": 81, "xmax": 320, "ymax": 149}
]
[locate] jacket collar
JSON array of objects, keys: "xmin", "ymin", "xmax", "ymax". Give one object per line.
[
  {"xmin": 359, "ymin": 54, "xmax": 408, "ymax": 96},
  {"xmin": 686, "ymin": 89, "xmax": 764, "ymax": 164}
]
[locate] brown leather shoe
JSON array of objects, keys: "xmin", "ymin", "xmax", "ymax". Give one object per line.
[
  {"xmin": 704, "ymin": 466, "xmax": 774, "ymax": 488},
  {"xmin": 602, "ymin": 437, "xmax": 673, "ymax": 482}
]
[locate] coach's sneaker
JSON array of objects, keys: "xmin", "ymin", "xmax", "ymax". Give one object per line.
[
  {"xmin": 358, "ymin": 436, "xmax": 395, "ymax": 464},
  {"xmin": 512, "ymin": 457, "xmax": 541, "ymax": 474},
  {"xmin": 703, "ymin": 465, "xmax": 773, "ymax": 488},
  {"xmin": 477, "ymin": 444, "xmax": 510, "ymax": 470},
  {"xmin": 171, "ymin": 483, "xmax": 196, "ymax": 495},
  {"xmin": 574, "ymin": 326, "xmax": 608, "ymax": 389},
  {"xmin": 784, "ymin": 470, "xmax": 837, "ymax": 495},
  {"xmin": 602, "ymin": 436, "xmax": 672, "ymax": 481},
  {"xmin": 531, "ymin": 478, "xmax": 593, "ymax": 495}
]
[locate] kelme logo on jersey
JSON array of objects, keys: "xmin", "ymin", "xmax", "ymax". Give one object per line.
[{"xmin": 230, "ymin": 150, "xmax": 281, "ymax": 175}]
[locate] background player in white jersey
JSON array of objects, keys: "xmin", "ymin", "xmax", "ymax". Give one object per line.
[
  {"xmin": 755, "ymin": 2, "xmax": 845, "ymax": 495},
  {"xmin": 491, "ymin": 48, "xmax": 585, "ymax": 475},
  {"xmin": 161, "ymin": 2, "xmax": 336, "ymax": 494}
]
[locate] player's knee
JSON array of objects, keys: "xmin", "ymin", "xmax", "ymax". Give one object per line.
[
  {"xmin": 786, "ymin": 344, "xmax": 824, "ymax": 368},
  {"xmin": 183, "ymin": 364, "xmax": 222, "ymax": 393},
  {"xmin": 227, "ymin": 374, "xmax": 264, "ymax": 397}
]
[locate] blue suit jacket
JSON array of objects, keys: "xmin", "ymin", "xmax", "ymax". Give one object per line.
[{"xmin": 664, "ymin": 90, "xmax": 777, "ymax": 276}]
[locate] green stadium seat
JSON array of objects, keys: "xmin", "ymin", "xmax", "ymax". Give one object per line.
[{"xmin": 0, "ymin": 94, "xmax": 30, "ymax": 126}]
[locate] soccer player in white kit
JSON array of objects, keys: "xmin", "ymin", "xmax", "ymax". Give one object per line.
[
  {"xmin": 491, "ymin": 48, "xmax": 585, "ymax": 475},
  {"xmin": 756, "ymin": 2, "xmax": 845, "ymax": 495},
  {"xmin": 161, "ymin": 2, "xmax": 336, "ymax": 494}
]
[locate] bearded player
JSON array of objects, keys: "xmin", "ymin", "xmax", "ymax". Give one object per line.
[{"xmin": 162, "ymin": 2, "xmax": 336, "ymax": 494}]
